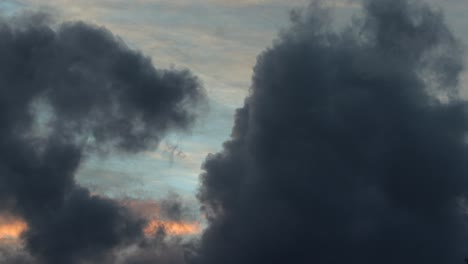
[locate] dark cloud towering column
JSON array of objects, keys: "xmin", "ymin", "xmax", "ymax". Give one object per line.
[
  {"xmin": 0, "ymin": 13, "xmax": 204, "ymax": 264},
  {"xmin": 196, "ymin": 0, "xmax": 468, "ymax": 263}
]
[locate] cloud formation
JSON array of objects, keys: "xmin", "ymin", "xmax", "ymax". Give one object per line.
[
  {"xmin": 0, "ymin": 12, "xmax": 204, "ymax": 264},
  {"xmin": 196, "ymin": 0, "xmax": 468, "ymax": 263}
]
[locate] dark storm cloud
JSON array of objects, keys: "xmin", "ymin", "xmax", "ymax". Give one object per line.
[
  {"xmin": 113, "ymin": 194, "xmax": 201, "ymax": 264},
  {"xmin": 0, "ymin": 243, "xmax": 33, "ymax": 264},
  {"xmin": 0, "ymin": 12, "xmax": 204, "ymax": 264},
  {"xmin": 160, "ymin": 192, "xmax": 200, "ymax": 222},
  {"xmin": 114, "ymin": 234, "xmax": 188, "ymax": 264},
  {"xmin": 196, "ymin": 0, "xmax": 468, "ymax": 264}
]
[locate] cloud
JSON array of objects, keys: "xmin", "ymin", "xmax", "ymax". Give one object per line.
[
  {"xmin": 0, "ymin": 214, "xmax": 27, "ymax": 241},
  {"xmin": 144, "ymin": 220, "xmax": 201, "ymax": 237},
  {"xmin": 196, "ymin": 0, "xmax": 468, "ymax": 264},
  {"xmin": 5, "ymin": 0, "xmax": 359, "ymax": 110},
  {"xmin": 0, "ymin": 195, "xmax": 203, "ymax": 264},
  {"xmin": 0, "ymin": 12, "xmax": 204, "ymax": 264},
  {"xmin": 11, "ymin": 0, "xmax": 356, "ymax": 9},
  {"xmin": 108, "ymin": 196, "xmax": 201, "ymax": 264},
  {"xmin": 118, "ymin": 196, "xmax": 203, "ymax": 238}
]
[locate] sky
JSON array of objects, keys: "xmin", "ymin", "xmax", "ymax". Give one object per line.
[
  {"xmin": 1, "ymin": 0, "xmax": 468, "ymax": 263},
  {"xmin": 0, "ymin": 0, "xmax": 316, "ymax": 200},
  {"xmin": 1, "ymin": 0, "xmax": 358, "ymax": 201},
  {"xmin": 1, "ymin": 0, "xmax": 466, "ymax": 201}
]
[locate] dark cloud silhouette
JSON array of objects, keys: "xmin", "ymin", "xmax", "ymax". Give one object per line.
[
  {"xmin": 114, "ymin": 195, "xmax": 201, "ymax": 264},
  {"xmin": 0, "ymin": 12, "xmax": 204, "ymax": 264},
  {"xmin": 113, "ymin": 233, "xmax": 189, "ymax": 264},
  {"xmin": 160, "ymin": 192, "xmax": 200, "ymax": 222},
  {"xmin": 196, "ymin": 0, "xmax": 468, "ymax": 264}
]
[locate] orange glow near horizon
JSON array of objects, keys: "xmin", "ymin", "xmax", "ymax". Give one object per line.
[
  {"xmin": 121, "ymin": 198, "xmax": 202, "ymax": 237},
  {"xmin": 144, "ymin": 220, "xmax": 201, "ymax": 237},
  {"xmin": 0, "ymin": 218, "xmax": 27, "ymax": 240}
]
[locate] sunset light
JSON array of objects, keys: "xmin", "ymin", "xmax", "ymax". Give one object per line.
[
  {"xmin": 0, "ymin": 217, "xmax": 27, "ymax": 240},
  {"xmin": 144, "ymin": 220, "xmax": 200, "ymax": 237}
]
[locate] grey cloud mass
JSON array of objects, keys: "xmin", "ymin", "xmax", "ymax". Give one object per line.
[
  {"xmin": 0, "ymin": 12, "xmax": 204, "ymax": 264},
  {"xmin": 196, "ymin": 0, "xmax": 468, "ymax": 263},
  {"xmin": 2, "ymin": 0, "xmax": 468, "ymax": 263}
]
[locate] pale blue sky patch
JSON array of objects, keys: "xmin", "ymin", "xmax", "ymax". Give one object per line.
[
  {"xmin": 76, "ymin": 97, "xmax": 235, "ymax": 199},
  {"xmin": 0, "ymin": 0, "xmax": 21, "ymax": 15}
]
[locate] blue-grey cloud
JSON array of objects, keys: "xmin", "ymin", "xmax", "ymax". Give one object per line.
[
  {"xmin": 196, "ymin": 0, "xmax": 468, "ymax": 264},
  {"xmin": 0, "ymin": 12, "xmax": 204, "ymax": 264}
]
